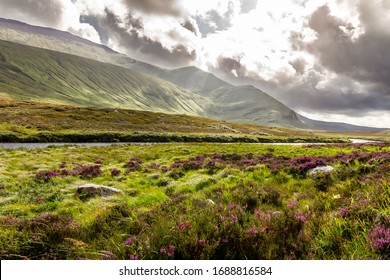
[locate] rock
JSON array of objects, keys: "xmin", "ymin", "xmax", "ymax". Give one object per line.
[
  {"xmin": 308, "ymin": 166, "xmax": 334, "ymax": 176},
  {"xmin": 75, "ymin": 183, "xmax": 124, "ymax": 199},
  {"xmin": 206, "ymin": 199, "xmax": 215, "ymax": 205}
]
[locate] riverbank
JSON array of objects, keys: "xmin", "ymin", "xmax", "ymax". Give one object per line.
[
  {"xmin": 0, "ymin": 138, "xmax": 385, "ymax": 150},
  {"xmin": 0, "ymin": 130, "xmax": 351, "ymax": 145}
]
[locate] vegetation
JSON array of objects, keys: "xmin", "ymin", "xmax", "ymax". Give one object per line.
[
  {"xmin": 0, "ymin": 39, "xmax": 305, "ymax": 128},
  {"xmin": 0, "ymin": 98, "xmax": 354, "ymax": 143},
  {"xmin": 0, "ymin": 39, "xmax": 207, "ymax": 115},
  {"xmin": 0, "ymin": 142, "xmax": 389, "ymax": 260}
]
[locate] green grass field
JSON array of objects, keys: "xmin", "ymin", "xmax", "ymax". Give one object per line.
[
  {"xmin": 0, "ymin": 98, "xmax": 359, "ymax": 144},
  {"xmin": 0, "ymin": 142, "xmax": 389, "ymax": 260}
]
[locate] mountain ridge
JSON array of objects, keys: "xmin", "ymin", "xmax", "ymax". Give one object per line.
[
  {"xmin": 0, "ymin": 18, "xmax": 306, "ymax": 128},
  {"xmin": 0, "ymin": 18, "xmax": 386, "ymax": 131},
  {"xmin": 0, "ymin": 40, "xmax": 210, "ymax": 116}
]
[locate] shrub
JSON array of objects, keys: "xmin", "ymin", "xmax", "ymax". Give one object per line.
[
  {"xmin": 368, "ymin": 224, "xmax": 390, "ymax": 257},
  {"xmin": 125, "ymin": 158, "xmax": 143, "ymax": 172},
  {"xmin": 111, "ymin": 168, "xmax": 121, "ymax": 176}
]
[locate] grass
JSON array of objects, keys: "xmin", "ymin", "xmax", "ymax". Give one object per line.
[
  {"xmin": 0, "ymin": 142, "xmax": 389, "ymax": 260},
  {"xmin": 0, "ymin": 98, "xmax": 364, "ymax": 144},
  {"xmin": 0, "ymin": 39, "xmax": 207, "ymax": 116}
]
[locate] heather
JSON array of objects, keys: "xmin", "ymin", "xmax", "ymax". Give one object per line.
[{"xmin": 0, "ymin": 142, "xmax": 389, "ymax": 260}]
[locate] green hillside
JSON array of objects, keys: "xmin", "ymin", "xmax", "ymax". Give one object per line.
[
  {"xmin": 207, "ymin": 85, "xmax": 305, "ymax": 127},
  {"xmin": 127, "ymin": 64, "xmax": 305, "ymax": 128},
  {"xmin": 0, "ymin": 19, "xmax": 307, "ymax": 128},
  {"xmin": 128, "ymin": 64, "xmax": 229, "ymax": 94},
  {"xmin": 0, "ymin": 40, "xmax": 209, "ymax": 115}
]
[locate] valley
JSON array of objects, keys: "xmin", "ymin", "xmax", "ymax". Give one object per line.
[{"xmin": 0, "ymin": 18, "xmax": 389, "ymax": 261}]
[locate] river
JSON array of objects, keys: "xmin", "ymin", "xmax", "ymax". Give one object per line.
[{"xmin": 0, "ymin": 139, "xmax": 383, "ymax": 149}]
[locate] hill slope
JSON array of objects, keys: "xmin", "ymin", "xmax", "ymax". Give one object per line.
[
  {"xmin": 0, "ymin": 18, "xmax": 137, "ymax": 68},
  {"xmin": 127, "ymin": 63, "xmax": 305, "ymax": 127},
  {"xmin": 297, "ymin": 114, "xmax": 387, "ymax": 132},
  {"xmin": 0, "ymin": 40, "xmax": 210, "ymax": 115},
  {"xmin": 0, "ymin": 18, "xmax": 306, "ymax": 128}
]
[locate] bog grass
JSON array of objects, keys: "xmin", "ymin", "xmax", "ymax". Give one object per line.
[{"xmin": 0, "ymin": 142, "xmax": 389, "ymax": 260}]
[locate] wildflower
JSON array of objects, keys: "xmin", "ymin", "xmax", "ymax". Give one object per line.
[
  {"xmin": 160, "ymin": 248, "xmax": 167, "ymax": 254},
  {"xmin": 129, "ymin": 254, "xmax": 138, "ymax": 260},
  {"xmin": 339, "ymin": 207, "xmax": 350, "ymax": 218},
  {"xmin": 245, "ymin": 227, "xmax": 258, "ymax": 235},
  {"xmin": 124, "ymin": 237, "xmax": 135, "ymax": 246},
  {"xmin": 177, "ymin": 222, "xmax": 192, "ymax": 231},
  {"xmin": 287, "ymin": 200, "xmax": 297, "ymax": 208},
  {"xmin": 231, "ymin": 215, "xmax": 238, "ymax": 223},
  {"xmin": 101, "ymin": 251, "xmax": 116, "ymax": 260},
  {"xmin": 368, "ymin": 224, "xmax": 390, "ymax": 253},
  {"xmin": 111, "ymin": 168, "xmax": 121, "ymax": 176},
  {"xmin": 168, "ymin": 245, "xmax": 176, "ymax": 252},
  {"xmin": 260, "ymin": 226, "xmax": 268, "ymax": 233},
  {"xmin": 198, "ymin": 239, "xmax": 206, "ymax": 246},
  {"xmin": 294, "ymin": 211, "xmax": 307, "ymax": 222}
]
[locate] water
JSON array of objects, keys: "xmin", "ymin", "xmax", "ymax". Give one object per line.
[
  {"xmin": 349, "ymin": 138, "xmax": 383, "ymax": 144},
  {"xmin": 0, "ymin": 139, "xmax": 383, "ymax": 149}
]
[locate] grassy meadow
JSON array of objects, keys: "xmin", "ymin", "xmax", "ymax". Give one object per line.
[{"xmin": 0, "ymin": 142, "xmax": 389, "ymax": 260}]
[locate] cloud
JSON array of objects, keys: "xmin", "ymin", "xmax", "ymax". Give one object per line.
[
  {"xmin": 1, "ymin": 0, "xmax": 388, "ymax": 127},
  {"xmin": 96, "ymin": 8, "xmax": 196, "ymax": 67},
  {"xmin": 0, "ymin": 0, "xmax": 65, "ymax": 27},
  {"xmin": 80, "ymin": 14, "xmax": 109, "ymax": 44},
  {"xmin": 180, "ymin": 18, "xmax": 200, "ymax": 36},
  {"xmin": 282, "ymin": 2, "xmax": 390, "ymax": 120},
  {"xmin": 216, "ymin": 56, "xmax": 247, "ymax": 77},
  {"xmin": 289, "ymin": 58, "xmax": 306, "ymax": 75},
  {"xmin": 121, "ymin": 0, "xmax": 183, "ymax": 16},
  {"xmin": 194, "ymin": 0, "xmax": 241, "ymax": 37},
  {"xmin": 240, "ymin": 0, "xmax": 258, "ymax": 14}
]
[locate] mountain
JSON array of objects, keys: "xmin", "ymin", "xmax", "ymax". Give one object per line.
[
  {"xmin": 0, "ymin": 18, "xmax": 137, "ymax": 68},
  {"xmin": 127, "ymin": 64, "xmax": 306, "ymax": 127},
  {"xmin": 297, "ymin": 114, "xmax": 386, "ymax": 133},
  {"xmin": 0, "ymin": 18, "xmax": 307, "ymax": 129},
  {"xmin": 0, "ymin": 40, "xmax": 210, "ymax": 115}
]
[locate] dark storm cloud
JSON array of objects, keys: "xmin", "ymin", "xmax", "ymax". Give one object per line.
[
  {"xmin": 304, "ymin": 4, "xmax": 390, "ymax": 91},
  {"xmin": 121, "ymin": 0, "xmax": 182, "ymax": 16},
  {"xmin": 80, "ymin": 14, "xmax": 109, "ymax": 44},
  {"xmin": 99, "ymin": 9, "xmax": 196, "ymax": 68},
  {"xmin": 0, "ymin": 0, "xmax": 64, "ymax": 27},
  {"xmin": 281, "ymin": 83, "xmax": 390, "ymax": 115},
  {"xmin": 283, "ymin": 3, "xmax": 390, "ymax": 116}
]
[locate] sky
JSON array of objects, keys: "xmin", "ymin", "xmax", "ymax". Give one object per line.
[{"xmin": 1, "ymin": 0, "xmax": 389, "ymax": 128}]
